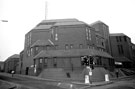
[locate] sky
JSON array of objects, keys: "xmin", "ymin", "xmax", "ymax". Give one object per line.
[{"xmin": 0, "ymin": 0, "xmax": 135, "ymax": 61}]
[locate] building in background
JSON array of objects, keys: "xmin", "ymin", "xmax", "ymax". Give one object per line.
[
  {"xmin": 0, "ymin": 61, "xmax": 4, "ymax": 72},
  {"xmin": 19, "ymin": 50, "xmax": 24, "ymax": 74},
  {"xmin": 131, "ymin": 43, "xmax": 135, "ymax": 63},
  {"xmin": 4, "ymin": 54, "xmax": 20, "ymax": 73},
  {"xmin": 90, "ymin": 21, "xmax": 111, "ymax": 54},
  {"xmin": 110, "ymin": 33, "xmax": 133, "ymax": 68},
  {"xmin": 20, "ymin": 18, "xmax": 114, "ymax": 81}
]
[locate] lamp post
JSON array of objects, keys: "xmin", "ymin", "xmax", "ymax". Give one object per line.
[{"xmin": 0, "ymin": 20, "xmax": 8, "ymax": 22}]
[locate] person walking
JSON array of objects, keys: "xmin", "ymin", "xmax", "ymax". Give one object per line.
[{"xmin": 115, "ymin": 68, "xmax": 119, "ymax": 78}]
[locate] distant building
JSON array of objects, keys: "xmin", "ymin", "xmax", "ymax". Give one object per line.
[
  {"xmin": 4, "ymin": 54, "xmax": 20, "ymax": 73},
  {"xmin": 19, "ymin": 50, "xmax": 24, "ymax": 74},
  {"xmin": 110, "ymin": 33, "xmax": 133, "ymax": 68},
  {"xmin": 0, "ymin": 61, "xmax": 4, "ymax": 72},
  {"xmin": 21, "ymin": 18, "xmax": 114, "ymax": 77},
  {"xmin": 90, "ymin": 21, "xmax": 111, "ymax": 54},
  {"xmin": 131, "ymin": 43, "xmax": 135, "ymax": 62}
]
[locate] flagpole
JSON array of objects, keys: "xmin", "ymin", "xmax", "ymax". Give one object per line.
[{"xmin": 45, "ymin": 1, "xmax": 48, "ymax": 20}]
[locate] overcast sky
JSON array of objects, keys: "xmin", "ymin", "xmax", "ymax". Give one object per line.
[{"xmin": 0, "ymin": 0, "xmax": 135, "ymax": 61}]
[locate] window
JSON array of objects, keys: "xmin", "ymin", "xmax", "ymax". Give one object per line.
[
  {"xmin": 35, "ymin": 47, "xmax": 38, "ymax": 51},
  {"xmin": 86, "ymin": 27, "xmax": 91, "ymax": 41},
  {"xmin": 30, "ymin": 48, "xmax": 33, "ymax": 56},
  {"xmin": 96, "ymin": 37, "xmax": 99, "ymax": 44},
  {"xmin": 119, "ymin": 36, "xmax": 122, "ymax": 42},
  {"xmin": 116, "ymin": 36, "xmax": 119, "ymax": 42},
  {"xmin": 51, "ymin": 29, "xmax": 54, "ymax": 38},
  {"xmin": 97, "ymin": 57, "xmax": 102, "ymax": 65},
  {"xmin": 124, "ymin": 36, "xmax": 127, "ymax": 42},
  {"xmin": 87, "ymin": 44, "xmax": 90, "ymax": 49},
  {"xmin": 46, "ymin": 45, "xmax": 50, "ymax": 50},
  {"xmin": 44, "ymin": 58, "xmax": 48, "ymax": 68},
  {"xmin": 120, "ymin": 45, "xmax": 124, "ymax": 54},
  {"xmin": 102, "ymin": 42, "xmax": 104, "ymax": 46},
  {"xmin": 79, "ymin": 44, "xmax": 83, "ymax": 48},
  {"xmin": 53, "ymin": 58, "xmax": 57, "ymax": 67},
  {"xmin": 27, "ymin": 49, "xmax": 30, "ymax": 57},
  {"xmin": 39, "ymin": 58, "xmax": 43, "ymax": 63},
  {"xmin": 109, "ymin": 59, "xmax": 114, "ymax": 66},
  {"xmin": 29, "ymin": 32, "xmax": 32, "ymax": 45},
  {"xmin": 117, "ymin": 45, "xmax": 124, "ymax": 55},
  {"xmin": 55, "ymin": 30, "xmax": 58, "ymax": 41},
  {"xmin": 116, "ymin": 36, "xmax": 122, "ymax": 42},
  {"xmin": 86, "ymin": 28, "xmax": 89, "ymax": 40},
  {"xmin": 70, "ymin": 44, "xmax": 73, "ymax": 49},
  {"xmin": 65, "ymin": 44, "xmax": 69, "ymax": 50},
  {"xmin": 55, "ymin": 33, "xmax": 58, "ymax": 41},
  {"xmin": 44, "ymin": 58, "xmax": 48, "ymax": 64},
  {"xmin": 55, "ymin": 45, "xmax": 58, "ymax": 50},
  {"xmin": 88, "ymin": 30, "xmax": 91, "ymax": 40}
]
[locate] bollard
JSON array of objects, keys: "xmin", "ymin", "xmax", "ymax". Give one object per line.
[
  {"xmin": 85, "ymin": 75, "xmax": 90, "ymax": 84},
  {"xmin": 105, "ymin": 74, "xmax": 109, "ymax": 82}
]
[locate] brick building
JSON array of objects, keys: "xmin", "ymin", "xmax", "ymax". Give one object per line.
[
  {"xmin": 4, "ymin": 54, "xmax": 20, "ymax": 73},
  {"xmin": 110, "ymin": 33, "xmax": 133, "ymax": 68},
  {"xmin": 131, "ymin": 43, "xmax": 135, "ymax": 62},
  {"xmin": 90, "ymin": 21, "xmax": 111, "ymax": 54},
  {"xmin": 0, "ymin": 61, "xmax": 4, "ymax": 72},
  {"xmin": 20, "ymin": 19, "xmax": 114, "ymax": 81}
]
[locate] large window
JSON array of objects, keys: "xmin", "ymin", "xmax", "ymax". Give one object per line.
[
  {"xmin": 86, "ymin": 27, "xmax": 91, "ymax": 41},
  {"xmin": 116, "ymin": 36, "xmax": 122, "ymax": 42},
  {"xmin": 86, "ymin": 28, "xmax": 89, "ymax": 40},
  {"xmin": 88, "ymin": 29, "xmax": 91, "ymax": 40},
  {"xmin": 117, "ymin": 45, "xmax": 124, "ymax": 55}
]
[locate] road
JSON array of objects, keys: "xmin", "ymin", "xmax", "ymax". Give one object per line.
[
  {"xmin": 0, "ymin": 73, "xmax": 135, "ymax": 89},
  {"xmin": 84, "ymin": 75, "xmax": 135, "ymax": 89},
  {"xmin": 0, "ymin": 73, "xmax": 64, "ymax": 89}
]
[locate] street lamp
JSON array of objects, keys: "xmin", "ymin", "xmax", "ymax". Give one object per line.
[{"xmin": 0, "ymin": 20, "xmax": 8, "ymax": 22}]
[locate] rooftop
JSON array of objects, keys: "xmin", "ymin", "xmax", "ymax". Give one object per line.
[
  {"xmin": 34, "ymin": 25, "xmax": 52, "ymax": 30},
  {"xmin": 32, "ymin": 18, "xmax": 87, "ymax": 31},
  {"xmin": 8, "ymin": 54, "xmax": 20, "ymax": 59},
  {"xmin": 37, "ymin": 18, "xmax": 79, "ymax": 26},
  {"xmin": 31, "ymin": 40, "xmax": 54, "ymax": 47},
  {"xmin": 5, "ymin": 54, "xmax": 20, "ymax": 62},
  {"xmin": 41, "ymin": 18, "xmax": 79, "ymax": 23},
  {"xmin": 89, "ymin": 20, "xmax": 107, "ymax": 26},
  {"xmin": 110, "ymin": 33, "xmax": 127, "ymax": 36},
  {"xmin": 34, "ymin": 49, "xmax": 112, "ymax": 59},
  {"xmin": 54, "ymin": 21, "xmax": 86, "ymax": 26}
]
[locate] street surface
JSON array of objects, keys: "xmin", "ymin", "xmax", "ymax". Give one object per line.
[{"xmin": 0, "ymin": 73, "xmax": 135, "ymax": 89}]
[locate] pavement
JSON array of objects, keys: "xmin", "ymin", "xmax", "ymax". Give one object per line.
[{"xmin": 0, "ymin": 72, "xmax": 134, "ymax": 89}]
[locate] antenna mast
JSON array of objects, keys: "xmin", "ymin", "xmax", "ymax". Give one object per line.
[{"xmin": 45, "ymin": 1, "xmax": 48, "ymax": 20}]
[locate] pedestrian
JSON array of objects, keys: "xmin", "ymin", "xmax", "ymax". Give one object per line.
[{"xmin": 115, "ymin": 68, "xmax": 119, "ymax": 78}]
